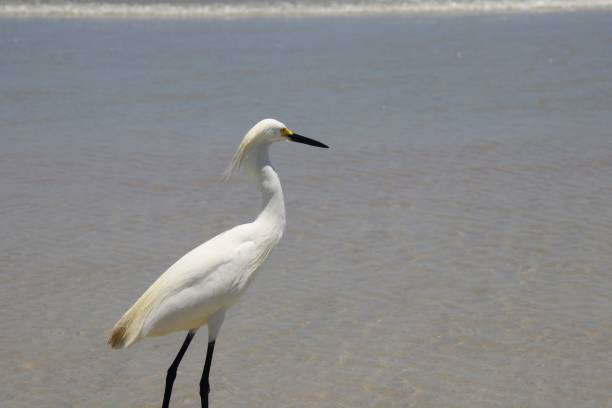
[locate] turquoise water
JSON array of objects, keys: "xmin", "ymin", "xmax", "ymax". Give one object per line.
[{"xmin": 2, "ymin": 12, "xmax": 612, "ymax": 408}]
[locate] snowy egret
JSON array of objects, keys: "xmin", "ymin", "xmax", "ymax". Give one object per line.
[{"xmin": 108, "ymin": 118, "xmax": 328, "ymax": 408}]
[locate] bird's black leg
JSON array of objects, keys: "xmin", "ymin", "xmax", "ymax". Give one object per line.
[
  {"xmin": 199, "ymin": 340, "xmax": 216, "ymax": 408},
  {"xmin": 162, "ymin": 330, "xmax": 196, "ymax": 408}
]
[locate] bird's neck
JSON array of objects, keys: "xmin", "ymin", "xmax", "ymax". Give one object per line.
[{"xmin": 250, "ymin": 145, "xmax": 286, "ymax": 239}]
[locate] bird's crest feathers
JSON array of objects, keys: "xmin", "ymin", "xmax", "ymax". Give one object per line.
[{"xmin": 222, "ymin": 118, "xmax": 285, "ymax": 181}]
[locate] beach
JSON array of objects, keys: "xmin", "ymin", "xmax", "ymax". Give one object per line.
[{"xmin": 2, "ymin": 8, "xmax": 612, "ymax": 407}]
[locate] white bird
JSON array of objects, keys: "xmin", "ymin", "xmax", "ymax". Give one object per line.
[{"xmin": 107, "ymin": 118, "xmax": 328, "ymax": 408}]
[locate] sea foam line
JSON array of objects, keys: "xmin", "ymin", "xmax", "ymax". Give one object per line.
[{"xmin": 1, "ymin": 1, "xmax": 612, "ymax": 19}]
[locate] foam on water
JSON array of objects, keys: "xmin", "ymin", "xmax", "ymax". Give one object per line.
[{"xmin": 1, "ymin": 0, "xmax": 612, "ymax": 18}]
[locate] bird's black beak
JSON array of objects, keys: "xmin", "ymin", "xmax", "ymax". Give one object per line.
[{"xmin": 287, "ymin": 133, "xmax": 329, "ymax": 148}]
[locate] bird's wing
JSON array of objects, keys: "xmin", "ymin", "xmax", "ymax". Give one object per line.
[
  {"xmin": 141, "ymin": 238, "xmax": 259, "ymax": 337},
  {"xmin": 108, "ymin": 223, "xmax": 258, "ymax": 348}
]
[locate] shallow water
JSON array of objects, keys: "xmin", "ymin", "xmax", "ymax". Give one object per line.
[{"xmin": 2, "ymin": 12, "xmax": 612, "ymax": 408}]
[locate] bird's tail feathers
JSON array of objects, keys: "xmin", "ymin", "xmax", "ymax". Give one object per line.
[
  {"xmin": 108, "ymin": 273, "xmax": 169, "ymax": 349},
  {"xmin": 107, "ymin": 303, "xmax": 146, "ymax": 349}
]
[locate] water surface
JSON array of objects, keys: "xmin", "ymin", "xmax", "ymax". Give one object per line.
[{"xmin": 1, "ymin": 12, "xmax": 612, "ymax": 408}]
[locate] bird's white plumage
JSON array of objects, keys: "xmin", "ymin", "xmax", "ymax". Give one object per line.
[
  {"xmin": 108, "ymin": 118, "xmax": 328, "ymax": 408},
  {"xmin": 142, "ymin": 226, "xmax": 257, "ymax": 338},
  {"xmin": 108, "ymin": 119, "xmax": 288, "ymax": 349}
]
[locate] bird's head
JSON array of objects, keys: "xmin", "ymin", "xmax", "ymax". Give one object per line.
[{"xmin": 223, "ymin": 118, "xmax": 328, "ymax": 180}]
